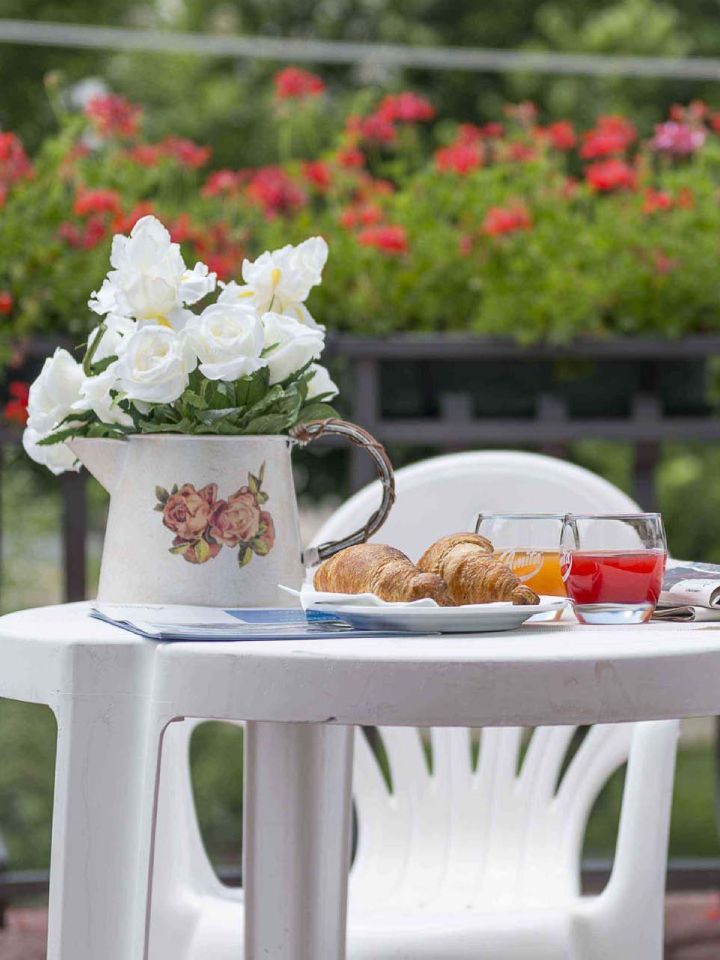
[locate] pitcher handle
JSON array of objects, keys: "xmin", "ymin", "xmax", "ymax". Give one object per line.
[{"xmin": 290, "ymin": 418, "xmax": 396, "ymax": 567}]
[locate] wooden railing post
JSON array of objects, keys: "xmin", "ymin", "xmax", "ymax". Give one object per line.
[
  {"xmin": 61, "ymin": 471, "xmax": 87, "ymax": 602},
  {"xmin": 350, "ymin": 357, "xmax": 380, "ymax": 491}
]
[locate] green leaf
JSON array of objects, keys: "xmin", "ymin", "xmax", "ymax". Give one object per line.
[
  {"xmin": 171, "ymin": 483, "xmax": 179, "ymax": 495},
  {"xmin": 251, "ymin": 537, "xmax": 270, "ymax": 556},
  {"xmin": 256, "ymin": 491, "xmax": 269, "ymax": 504},
  {"xmin": 169, "ymin": 542, "xmax": 189, "ymax": 555},
  {"xmin": 238, "ymin": 545, "xmax": 253, "ymax": 567},
  {"xmin": 155, "ymin": 486, "xmax": 169, "ymax": 504},
  {"xmin": 295, "ymin": 402, "xmax": 338, "ymax": 424},
  {"xmin": 258, "ymin": 461, "xmax": 266, "ymax": 485},
  {"xmin": 248, "ymin": 473, "xmax": 259, "ymax": 495},
  {"xmin": 153, "ymin": 503, "xmax": 165, "ymax": 512}
]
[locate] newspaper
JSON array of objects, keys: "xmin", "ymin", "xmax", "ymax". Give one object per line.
[
  {"xmin": 654, "ymin": 560, "xmax": 720, "ymax": 622},
  {"xmin": 91, "ymin": 603, "xmax": 406, "ymax": 641}
]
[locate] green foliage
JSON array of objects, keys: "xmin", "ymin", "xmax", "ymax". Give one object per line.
[{"xmin": 4, "ymin": 77, "xmax": 720, "ymax": 357}]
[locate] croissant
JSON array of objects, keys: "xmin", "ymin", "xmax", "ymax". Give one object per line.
[
  {"xmin": 314, "ymin": 543, "xmax": 454, "ymax": 605},
  {"xmin": 417, "ymin": 533, "xmax": 539, "ymax": 606}
]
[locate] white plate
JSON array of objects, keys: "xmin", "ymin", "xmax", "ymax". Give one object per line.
[{"xmin": 302, "ymin": 596, "xmax": 569, "ymax": 634}]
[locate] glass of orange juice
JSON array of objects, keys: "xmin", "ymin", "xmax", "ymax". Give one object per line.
[{"xmin": 474, "ymin": 514, "xmax": 567, "ymax": 603}]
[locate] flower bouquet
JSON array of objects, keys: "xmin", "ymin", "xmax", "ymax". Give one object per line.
[{"xmin": 23, "ymin": 214, "xmax": 339, "ymax": 475}]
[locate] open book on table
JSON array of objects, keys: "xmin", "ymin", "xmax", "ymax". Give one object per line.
[{"xmin": 90, "ymin": 603, "xmax": 407, "ymax": 641}]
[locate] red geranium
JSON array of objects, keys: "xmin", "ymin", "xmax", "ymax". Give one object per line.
[
  {"xmin": 643, "ymin": 188, "xmax": 673, "ymax": 215},
  {"xmin": 274, "ymin": 67, "xmax": 325, "ymax": 100},
  {"xmin": 161, "ymin": 137, "xmax": 211, "ymax": 168},
  {"xmin": 585, "ymin": 158, "xmax": 637, "ymax": 192},
  {"xmin": 357, "ymin": 224, "xmax": 408, "ymax": 254},
  {"xmin": 506, "ymin": 142, "xmax": 537, "ymax": 163},
  {"xmin": 4, "ymin": 381, "xmax": 29, "ymax": 425},
  {"xmin": 545, "ymin": 121, "xmax": 576, "ymax": 151},
  {"xmin": 246, "ymin": 166, "xmax": 306, "ymax": 218},
  {"xmin": 580, "ymin": 115, "xmax": 636, "ymax": 159},
  {"xmin": 73, "ymin": 187, "xmax": 123, "ymax": 218},
  {"xmin": 302, "ymin": 161, "xmax": 332, "ymax": 191},
  {"xmin": 85, "ymin": 94, "xmax": 141, "ymax": 138},
  {"xmin": 126, "ymin": 143, "xmax": 164, "ymax": 166},
  {"xmin": 435, "ymin": 141, "xmax": 482, "ymax": 175},
  {"xmin": 337, "ymin": 146, "xmax": 364, "ymax": 168},
  {"xmin": 376, "ymin": 92, "xmax": 435, "ymax": 124},
  {"xmin": 0, "ymin": 290, "xmax": 12, "ymax": 315},
  {"xmin": 482, "ymin": 203, "xmax": 532, "ymax": 236},
  {"xmin": 0, "ymin": 131, "xmax": 33, "ymax": 189},
  {"xmin": 201, "ymin": 169, "xmax": 244, "ymax": 198},
  {"xmin": 358, "ymin": 112, "xmax": 397, "ymax": 146}
]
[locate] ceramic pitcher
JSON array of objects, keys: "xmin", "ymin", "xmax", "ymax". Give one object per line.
[{"xmin": 69, "ymin": 419, "xmax": 395, "ymax": 607}]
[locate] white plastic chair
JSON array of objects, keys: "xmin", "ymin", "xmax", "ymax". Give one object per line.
[{"xmin": 148, "ymin": 451, "xmax": 680, "ymax": 960}]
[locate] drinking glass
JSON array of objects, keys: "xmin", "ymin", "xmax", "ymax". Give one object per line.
[
  {"xmin": 474, "ymin": 513, "xmax": 567, "ymax": 597},
  {"xmin": 560, "ymin": 513, "xmax": 667, "ymax": 625}
]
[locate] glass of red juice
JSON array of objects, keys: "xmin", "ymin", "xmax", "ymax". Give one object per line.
[{"xmin": 560, "ymin": 514, "xmax": 667, "ymax": 625}]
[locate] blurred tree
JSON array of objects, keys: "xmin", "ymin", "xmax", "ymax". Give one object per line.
[
  {"xmin": 0, "ymin": 0, "xmax": 132, "ymax": 148},
  {"xmin": 2, "ymin": 0, "xmax": 720, "ymax": 162}
]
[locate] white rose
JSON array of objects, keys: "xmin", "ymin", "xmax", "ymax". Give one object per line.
[
  {"xmin": 241, "ymin": 236, "xmax": 328, "ymax": 313},
  {"xmin": 306, "ymin": 363, "xmax": 339, "ymax": 400},
  {"xmin": 89, "ymin": 313, "xmax": 136, "ymax": 364},
  {"xmin": 22, "ymin": 348, "xmax": 84, "ymax": 474},
  {"xmin": 186, "ymin": 303, "xmax": 265, "ymax": 382},
  {"xmin": 88, "ymin": 215, "xmax": 216, "ymax": 327},
  {"xmin": 72, "ymin": 365, "xmax": 133, "ymax": 427},
  {"xmin": 114, "ymin": 325, "xmax": 196, "ymax": 404},
  {"xmin": 26, "ymin": 348, "xmax": 84, "ymax": 435},
  {"xmin": 179, "ymin": 262, "xmax": 216, "ymax": 305},
  {"xmin": 262, "ymin": 312, "xmax": 325, "ymax": 385},
  {"xmin": 282, "ymin": 300, "xmax": 325, "ymax": 331},
  {"xmin": 23, "ymin": 425, "xmax": 79, "ymax": 476}
]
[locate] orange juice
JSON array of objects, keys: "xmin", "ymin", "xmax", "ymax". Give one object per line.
[{"xmin": 496, "ymin": 549, "xmax": 567, "ymax": 596}]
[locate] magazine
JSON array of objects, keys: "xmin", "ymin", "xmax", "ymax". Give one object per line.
[
  {"xmin": 91, "ymin": 603, "xmax": 408, "ymax": 641},
  {"xmin": 654, "ymin": 560, "xmax": 720, "ymax": 622}
]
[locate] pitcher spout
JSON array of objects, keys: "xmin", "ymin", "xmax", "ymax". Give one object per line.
[{"xmin": 67, "ymin": 437, "xmax": 128, "ymax": 495}]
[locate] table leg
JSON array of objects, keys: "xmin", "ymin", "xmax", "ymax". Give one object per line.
[
  {"xmin": 244, "ymin": 722, "xmax": 354, "ymax": 960},
  {"xmin": 46, "ymin": 693, "xmax": 156, "ymax": 960}
]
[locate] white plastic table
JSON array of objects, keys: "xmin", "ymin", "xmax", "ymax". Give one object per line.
[{"xmin": 2, "ymin": 602, "xmax": 720, "ymax": 960}]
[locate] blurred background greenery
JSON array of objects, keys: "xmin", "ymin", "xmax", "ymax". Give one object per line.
[
  {"xmin": 4, "ymin": 0, "xmax": 720, "ymax": 166},
  {"xmin": 2, "ymin": 0, "xmax": 720, "ymax": 886}
]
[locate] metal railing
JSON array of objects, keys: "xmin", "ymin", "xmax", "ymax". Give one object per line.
[{"xmin": 1, "ymin": 333, "xmax": 720, "ymax": 909}]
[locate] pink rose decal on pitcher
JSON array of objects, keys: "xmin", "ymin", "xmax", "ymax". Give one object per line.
[{"xmin": 155, "ymin": 462, "xmax": 275, "ymax": 566}]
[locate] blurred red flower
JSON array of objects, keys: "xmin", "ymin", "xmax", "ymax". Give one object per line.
[
  {"xmin": 643, "ymin": 188, "xmax": 673, "ymax": 215},
  {"xmin": 337, "ymin": 146, "xmax": 364, "ymax": 168},
  {"xmin": 546, "ymin": 121, "xmax": 576, "ymax": 151},
  {"xmin": 357, "ymin": 224, "xmax": 408, "ymax": 254},
  {"xmin": 377, "ymin": 92, "xmax": 435, "ymax": 124},
  {"xmin": 73, "ymin": 187, "xmax": 123, "ymax": 218},
  {"xmin": 0, "ymin": 290, "xmax": 13, "ymax": 315},
  {"xmin": 85, "ymin": 94, "xmax": 141, "ymax": 138},
  {"xmin": 274, "ymin": 67, "xmax": 325, "ymax": 100},
  {"xmin": 246, "ymin": 166, "xmax": 306, "ymax": 217},
  {"xmin": 126, "ymin": 143, "xmax": 164, "ymax": 166},
  {"xmin": 358, "ymin": 113, "xmax": 397, "ymax": 145},
  {"xmin": 435, "ymin": 141, "xmax": 482, "ymax": 174},
  {"xmin": 506, "ymin": 142, "xmax": 537, "ymax": 163},
  {"xmin": 4, "ymin": 380, "xmax": 29, "ymax": 425},
  {"xmin": 482, "ymin": 204, "xmax": 532, "ymax": 236},
  {"xmin": 201, "ymin": 169, "xmax": 244, "ymax": 198},
  {"xmin": 585, "ymin": 159, "xmax": 637, "ymax": 192},
  {"xmin": 580, "ymin": 116, "xmax": 636, "ymax": 159},
  {"xmin": 0, "ymin": 132, "xmax": 33, "ymax": 185},
  {"xmin": 161, "ymin": 137, "xmax": 212, "ymax": 168},
  {"xmin": 302, "ymin": 161, "xmax": 332, "ymax": 191}
]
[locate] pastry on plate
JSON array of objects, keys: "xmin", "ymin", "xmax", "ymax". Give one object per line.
[
  {"xmin": 314, "ymin": 543, "xmax": 454, "ymax": 605},
  {"xmin": 417, "ymin": 533, "xmax": 539, "ymax": 606}
]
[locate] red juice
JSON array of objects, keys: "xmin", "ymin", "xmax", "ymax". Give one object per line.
[{"xmin": 563, "ymin": 550, "xmax": 666, "ymax": 605}]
